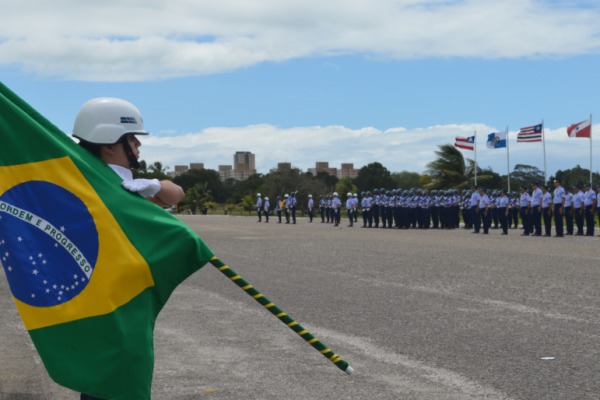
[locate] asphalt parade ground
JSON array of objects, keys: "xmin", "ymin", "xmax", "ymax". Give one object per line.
[{"xmin": 2, "ymin": 215, "xmax": 600, "ymax": 400}]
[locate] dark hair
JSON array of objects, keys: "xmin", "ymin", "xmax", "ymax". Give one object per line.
[{"xmin": 78, "ymin": 140, "xmax": 102, "ymax": 157}]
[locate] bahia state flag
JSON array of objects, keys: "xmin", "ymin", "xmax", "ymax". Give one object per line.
[
  {"xmin": 0, "ymin": 83, "xmax": 214, "ymax": 399},
  {"xmin": 486, "ymin": 130, "xmax": 507, "ymax": 149}
]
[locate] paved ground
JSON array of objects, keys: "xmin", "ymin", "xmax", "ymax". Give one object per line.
[{"xmin": 2, "ymin": 215, "xmax": 600, "ymax": 399}]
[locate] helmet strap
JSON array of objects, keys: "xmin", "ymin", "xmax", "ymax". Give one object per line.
[{"xmin": 120, "ymin": 135, "xmax": 140, "ymax": 169}]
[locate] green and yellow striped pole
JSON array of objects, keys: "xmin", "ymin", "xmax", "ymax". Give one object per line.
[{"xmin": 210, "ymin": 256, "xmax": 354, "ymax": 375}]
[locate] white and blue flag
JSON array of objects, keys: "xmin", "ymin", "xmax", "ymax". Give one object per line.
[{"xmin": 486, "ymin": 130, "xmax": 507, "ymax": 149}]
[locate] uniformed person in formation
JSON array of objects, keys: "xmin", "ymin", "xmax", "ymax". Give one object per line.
[
  {"xmin": 346, "ymin": 192, "xmax": 355, "ymax": 227},
  {"xmin": 470, "ymin": 185, "xmax": 481, "ymax": 233},
  {"xmin": 325, "ymin": 194, "xmax": 332, "ymax": 223},
  {"xmin": 509, "ymin": 192, "xmax": 519, "ymax": 229},
  {"xmin": 319, "ymin": 194, "xmax": 325, "ymax": 223},
  {"xmin": 530, "ymin": 182, "xmax": 542, "ymax": 236},
  {"xmin": 498, "ymin": 189, "xmax": 509, "ymax": 235},
  {"xmin": 572, "ymin": 185, "xmax": 584, "ymax": 235},
  {"xmin": 552, "ymin": 179, "xmax": 565, "ymax": 237},
  {"xmin": 479, "ymin": 188, "xmax": 491, "ymax": 234},
  {"xmin": 564, "ymin": 186, "xmax": 574, "ymax": 235},
  {"xmin": 541, "ymin": 185, "xmax": 552, "ymax": 236},
  {"xmin": 519, "ymin": 186, "xmax": 531, "ymax": 236},
  {"xmin": 289, "ymin": 191, "xmax": 297, "ymax": 224},
  {"xmin": 283, "ymin": 193, "xmax": 290, "ymax": 224},
  {"xmin": 256, "ymin": 193, "xmax": 263, "ymax": 222},
  {"xmin": 583, "ymin": 183, "xmax": 595, "ymax": 236},
  {"xmin": 307, "ymin": 194, "xmax": 314, "ymax": 223},
  {"xmin": 331, "ymin": 192, "xmax": 342, "ymax": 227},
  {"xmin": 263, "ymin": 196, "xmax": 270, "ymax": 223}
]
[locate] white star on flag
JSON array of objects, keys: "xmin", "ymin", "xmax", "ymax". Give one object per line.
[{"xmin": 32, "ymin": 269, "xmax": 38, "ymax": 275}]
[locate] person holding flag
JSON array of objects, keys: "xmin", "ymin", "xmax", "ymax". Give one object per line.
[
  {"xmin": 0, "ymin": 86, "xmax": 354, "ymax": 399},
  {"xmin": 73, "ymin": 98, "xmax": 187, "ymax": 399}
]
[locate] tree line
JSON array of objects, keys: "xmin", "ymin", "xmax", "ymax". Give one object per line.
[{"xmin": 134, "ymin": 145, "xmax": 600, "ymax": 213}]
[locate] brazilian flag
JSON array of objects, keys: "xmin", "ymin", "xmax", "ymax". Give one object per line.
[{"xmin": 0, "ymin": 83, "xmax": 214, "ymax": 399}]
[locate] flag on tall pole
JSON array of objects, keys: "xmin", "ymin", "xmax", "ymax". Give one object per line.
[
  {"xmin": 567, "ymin": 116, "xmax": 593, "ymax": 183},
  {"xmin": 567, "ymin": 118, "xmax": 592, "ymax": 138},
  {"xmin": 486, "ymin": 130, "xmax": 507, "ymax": 149},
  {"xmin": 517, "ymin": 122, "xmax": 546, "ymax": 183},
  {"xmin": 454, "ymin": 136, "xmax": 475, "ymax": 151},
  {"xmin": 517, "ymin": 124, "xmax": 543, "ymax": 142}
]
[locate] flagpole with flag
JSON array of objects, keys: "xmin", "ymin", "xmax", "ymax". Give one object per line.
[
  {"xmin": 506, "ymin": 126, "xmax": 510, "ymax": 193},
  {"xmin": 566, "ymin": 115, "xmax": 593, "ymax": 184},
  {"xmin": 590, "ymin": 114, "xmax": 593, "ymax": 185},
  {"xmin": 474, "ymin": 131, "xmax": 478, "ymax": 186},
  {"xmin": 542, "ymin": 120, "xmax": 547, "ymax": 184}
]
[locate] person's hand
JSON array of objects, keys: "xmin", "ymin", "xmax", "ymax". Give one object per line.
[{"xmin": 122, "ymin": 178, "xmax": 161, "ymax": 198}]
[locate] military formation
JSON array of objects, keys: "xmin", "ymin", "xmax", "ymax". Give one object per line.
[{"xmin": 252, "ymin": 179, "xmax": 600, "ymax": 237}]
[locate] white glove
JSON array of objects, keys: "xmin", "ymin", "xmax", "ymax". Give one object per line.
[{"xmin": 122, "ymin": 178, "xmax": 161, "ymax": 198}]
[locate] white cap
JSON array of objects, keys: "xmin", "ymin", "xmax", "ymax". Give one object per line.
[
  {"xmin": 257, "ymin": 193, "xmax": 261, "ymax": 196},
  {"xmin": 333, "ymin": 192, "xmax": 338, "ymax": 197},
  {"xmin": 284, "ymin": 194, "xmax": 289, "ymax": 198},
  {"xmin": 264, "ymin": 197, "xmax": 269, "ymax": 200},
  {"xmin": 308, "ymin": 194, "xmax": 313, "ymax": 198}
]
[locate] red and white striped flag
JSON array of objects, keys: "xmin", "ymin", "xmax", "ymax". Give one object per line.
[
  {"xmin": 567, "ymin": 119, "xmax": 591, "ymax": 138},
  {"xmin": 517, "ymin": 124, "xmax": 543, "ymax": 143},
  {"xmin": 454, "ymin": 136, "xmax": 475, "ymax": 151}
]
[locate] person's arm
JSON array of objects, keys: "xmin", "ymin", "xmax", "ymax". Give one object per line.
[{"xmin": 150, "ymin": 180, "xmax": 185, "ymax": 207}]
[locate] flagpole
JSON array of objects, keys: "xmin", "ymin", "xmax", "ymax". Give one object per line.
[
  {"xmin": 209, "ymin": 256, "xmax": 354, "ymax": 375},
  {"xmin": 474, "ymin": 130, "xmax": 478, "ymax": 186},
  {"xmin": 590, "ymin": 114, "xmax": 593, "ymax": 185},
  {"xmin": 506, "ymin": 126, "xmax": 510, "ymax": 193},
  {"xmin": 542, "ymin": 120, "xmax": 547, "ymax": 184}
]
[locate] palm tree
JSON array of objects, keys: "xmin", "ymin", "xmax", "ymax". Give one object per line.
[{"xmin": 425, "ymin": 144, "xmax": 468, "ymax": 189}]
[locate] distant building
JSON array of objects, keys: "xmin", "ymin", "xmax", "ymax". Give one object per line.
[
  {"xmin": 218, "ymin": 165, "xmax": 233, "ymax": 181},
  {"xmin": 233, "ymin": 151, "xmax": 257, "ymax": 181},
  {"xmin": 308, "ymin": 161, "xmax": 337, "ymax": 177},
  {"xmin": 190, "ymin": 163, "xmax": 204, "ymax": 170},
  {"xmin": 277, "ymin": 162, "xmax": 292, "ymax": 171},
  {"xmin": 338, "ymin": 163, "xmax": 359, "ymax": 179}
]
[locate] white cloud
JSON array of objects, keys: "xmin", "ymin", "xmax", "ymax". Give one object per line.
[
  {"xmin": 138, "ymin": 123, "xmax": 600, "ymax": 178},
  {"xmin": 1, "ymin": 0, "xmax": 599, "ymax": 81}
]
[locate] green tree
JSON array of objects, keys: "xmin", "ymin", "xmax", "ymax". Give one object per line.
[
  {"xmin": 174, "ymin": 169, "xmax": 226, "ymax": 202},
  {"xmin": 510, "ymin": 164, "xmax": 545, "ymax": 189},
  {"xmin": 425, "ymin": 144, "xmax": 469, "ymax": 189},
  {"xmin": 240, "ymin": 195, "xmax": 255, "ymax": 215},
  {"xmin": 391, "ymin": 171, "xmax": 422, "ymax": 189},
  {"xmin": 335, "ymin": 176, "xmax": 358, "ymax": 196},
  {"xmin": 185, "ymin": 182, "xmax": 212, "ymax": 214},
  {"xmin": 353, "ymin": 162, "xmax": 394, "ymax": 192}
]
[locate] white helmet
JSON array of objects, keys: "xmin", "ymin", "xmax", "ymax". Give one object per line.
[
  {"xmin": 347, "ymin": 192, "xmax": 352, "ymax": 197},
  {"xmin": 284, "ymin": 194, "xmax": 289, "ymax": 198},
  {"xmin": 264, "ymin": 197, "xmax": 269, "ymax": 200},
  {"xmin": 353, "ymin": 193, "xmax": 357, "ymax": 197},
  {"xmin": 257, "ymin": 193, "xmax": 261, "ymax": 197},
  {"xmin": 308, "ymin": 194, "xmax": 313, "ymax": 198},
  {"xmin": 333, "ymin": 192, "xmax": 338, "ymax": 197},
  {"xmin": 73, "ymin": 98, "xmax": 148, "ymax": 144}
]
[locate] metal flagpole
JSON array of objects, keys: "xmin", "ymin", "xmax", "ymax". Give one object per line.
[
  {"xmin": 474, "ymin": 130, "xmax": 478, "ymax": 186},
  {"xmin": 506, "ymin": 126, "xmax": 510, "ymax": 193},
  {"xmin": 590, "ymin": 114, "xmax": 593, "ymax": 185},
  {"xmin": 209, "ymin": 256, "xmax": 354, "ymax": 375},
  {"xmin": 542, "ymin": 120, "xmax": 547, "ymax": 184}
]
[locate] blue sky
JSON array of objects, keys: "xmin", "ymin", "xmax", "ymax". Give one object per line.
[{"xmin": 2, "ymin": 0, "xmax": 600, "ymax": 178}]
